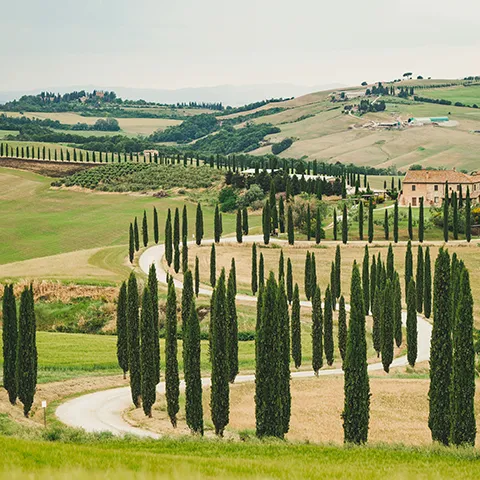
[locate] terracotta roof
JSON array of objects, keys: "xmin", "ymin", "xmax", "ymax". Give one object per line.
[{"xmin": 403, "ymin": 169, "xmax": 473, "ymax": 184}]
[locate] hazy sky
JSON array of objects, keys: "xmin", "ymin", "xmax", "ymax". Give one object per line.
[{"xmin": 2, "ymin": 0, "xmax": 479, "ymax": 91}]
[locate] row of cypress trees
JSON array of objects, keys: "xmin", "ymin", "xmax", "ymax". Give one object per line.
[
  {"xmin": 128, "ymin": 207, "xmax": 160, "ymax": 263},
  {"xmin": 2, "ymin": 285, "xmax": 38, "ymax": 417}
]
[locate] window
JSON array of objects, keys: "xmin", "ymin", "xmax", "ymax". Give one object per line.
[
  {"xmin": 412, "ymin": 185, "xmax": 416, "ymax": 191},
  {"xmin": 457, "ymin": 185, "xmax": 461, "ymax": 191},
  {"xmin": 434, "ymin": 197, "xmax": 439, "ymax": 204},
  {"xmin": 434, "ymin": 185, "xmax": 438, "ymax": 191},
  {"xmin": 412, "ymin": 197, "xmax": 417, "ymax": 206}
]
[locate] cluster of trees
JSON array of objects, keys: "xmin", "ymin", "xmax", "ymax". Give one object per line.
[
  {"xmin": 163, "ymin": 205, "xmax": 193, "ymax": 273},
  {"xmin": 2, "ymin": 285, "xmax": 38, "ymax": 417},
  {"xmin": 365, "ymin": 82, "xmax": 393, "ymax": 96},
  {"xmin": 358, "ymin": 99, "xmax": 386, "ymax": 114},
  {"xmin": 271, "ymin": 138, "xmax": 293, "ymax": 155},
  {"xmin": 150, "ymin": 114, "xmax": 219, "ymax": 143},
  {"xmin": 128, "ymin": 208, "xmax": 160, "ymax": 263}
]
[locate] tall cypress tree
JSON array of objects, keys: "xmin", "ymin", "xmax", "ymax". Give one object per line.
[
  {"xmin": 116, "ymin": 282, "xmax": 128, "ymax": 379},
  {"xmin": 368, "ymin": 197, "xmax": 374, "ymax": 243},
  {"xmin": 173, "ymin": 208, "xmax": 180, "ymax": 248},
  {"xmin": 134, "ymin": 217, "xmax": 140, "ymax": 251},
  {"xmin": 153, "ymin": 206, "xmax": 159, "ymax": 244},
  {"xmin": 182, "ymin": 243, "xmax": 188, "ymax": 272},
  {"xmin": 291, "ymin": 283, "xmax": 302, "ymax": 369},
  {"xmin": 423, "ymin": 247, "xmax": 432, "ymax": 319},
  {"xmin": 165, "ymin": 209, "xmax": 173, "ymax": 266},
  {"xmin": 286, "ymin": 258, "xmax": 293, "ymax": 304},
  {"xmin": 306, "ymin": 204, "xmax": 311, "ymax": 241},
  {"xmin": 335, "ymin": 245, "xmax": 341, "ymax": 304},
  {"xmin": 324, "ymin": 286, "xmax": 334, "ymax": 366},
  {"xmin": 358, "ymin": 201, "xmax": 364, "ymax": 240},
  {"xmin": 194, "ymin": 256, "xmax": 200, "ymax": 297},
  {"xmin": 251, "ymin": 243, "xmax": 258, "ymax": 295},
  {"xmin": 279, "ymin": 196, "xmax": 285, "ymax": 234},
  {"xmin": 304, "ymin": 252, "xmax": 312, "ymax": 300},
  {"xmin": 287, "ymin": 205, "xmax": 294, "ymax": 245},
  {"xmin": 372, "ymin": 285, "xmax": 382, "ymax": 357},
  {"xmin": 381, "ymin": 279, "xmax": 394, "ymax": 373},
  {"xmin": 393, "ymin": 272, "xmax": 402, "ymax": 348},
  {"xmin": 211, "ymin": 270, "xmax": 230, "ymax": 436},
  {"xmin": 278, "ymin": 250, "xmax": 285, "ymax": 284},
  {"xmin": 342, "ymin": 204, "xmax": 348, "ymax": 244},
  {"xmin": 173, "ymin": 243, "xmax": 180, "ymax": 273},
  {"xmin": 428, "ymin": 248, "xmax": 452, "ymax": 445},
  {"xmin": 342, "ymin": 261, "xmax": 370, "ymax": 444},
  {"xmin": 263, "ymin": 200, "xmax": 271, "ymax": 245},
  {"xmin": 386, "ymin": 244, "xmax": 394, "ymax": 280},
  {"xmin": 259, "ymin": 253, "xmax": 265, "ymax": 287},
  {"xmin": 315, "ymin": 206, "xmax": 322, "ymax": 244},
  {"xmin": 165, "ymin": 278, "xmax": 179, "ymax": 427},
  {"xmin": 17, "ymin": 287, "xmax": 37, "ymax": 417},
  {"xmin": 338, "ymin": 295, "xmax": 347, "ymax": 367},
  {"xmin": 181, "ymin": 270, "xmax": 194, "ymax": 334},
  {"xmin": 450, "ymin": 268, "xmax": 476, "ymax": 446},
  {"xmin": 408, "ymin": 205, "xmax": 413, "ymax": 240},
  {"xmin": 443, "ymin": 192, "xmax": 449, "ymax": 242},
  {"xmin": 465, "ymin": 188, "xmax": 471, "ymax": 243},
  {"xmin": 416, "ymin": 245, "xmax": 424, "ymax": 313},
  {"xmin": 2, "ymin": 284, "xmax": 17, "ymax": 404},
  {"xmin": 226, "ymin": 267, "xmax": 238, "ymax": 383},
  {"xmin": 210, "ymin": 243, "xmax": 216, "ymax": 287},
  {"xmin": 419, "ymin": 197, "xmax": 424, "ymax": 243},
  {"xmin": 370, "ymin": 255, "xmax": 376, "ymax": 314},
  {"xmin": 405, "ymin": 240, "xmax": 413, "ymax": 294},
  {"xmin": 362, "ymin": 245, "xmax": 369, "ymax": 314},
  {"xmin": 278, "ymin": 280, "xmax": 291, "ymax": 436},
  {"xmin": 242, "ymin": 207, "xmax": 249, "ymax": 235},
  {"xmin": 214, "ymin": 205, "xmax": 221, "ymax": 243},
  {"xmin": 127, "ymin": 273, "xmax": 141, "ymax": 408},
  {"xmin": 452, "ymin": 191, "xmax": 459, "ymax": 240},
  {"xmin": 406, "ymin": 278, "xmax": 417, "ymax": 367},
  {"xmin": 236, "ymin": 209, "xmax": 243, "ymax": 243},
  {"xmin": 195, "ymin": 203, "xmax": 204, "ymax": 246},
  {"xmin": 384, "ymin": 209, "xmax": 389, "ymax": 240},
  {"xmin": 182, "ymin": 205, "xmax": 188, "ymax": 245},
  {"xmin": 393, "ymin": 201, "xmax": 399, "ymax": 243},
  {"xmin": 128, "ymin": 223, "xmax": 135, "ymax": 263},
  {"xmin": 140, "ymin": 288, "xmax": 156, "ymax": 417},
  {"xmin": 333, "ymin": 208, "xmax": 338, "ymax": 241},
  {"xmin": 148, "ymin": 264, "xmax": 160, "ymax": 384},
  {"xmin": 142, "ymin": 210, "xmax": 149, "ymax": 247}
]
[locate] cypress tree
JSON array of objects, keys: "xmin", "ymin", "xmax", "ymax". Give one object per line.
[
  {"xmin": 310, "ymin": 252, "xmax": 317, "ymax": 295},
  {"xmin": 370, "ymin": 255, "xmax": 376, "ymax": 313},
  {"xmin": 182, "ymin": 205, "xmax": 188, "ymax": 245},
  {"xmin": 381, "ymin": 279, "xmax": 394, "ymax": 373},
  {"xmin": 450, "ymin": 268, "xmax": 476, "ymax": 446},
  {"xmin": 279, "ymin": 196, "xmax": 285, "ymax": 233},
  {"xmin": 210, "ymin": 243, "xmax": 216, "ymax": 287},
  {"xmin": 287, "ymin": 205, "xmax": 294, "ymax": 245},
  {"xmin": 428, "ymin": 248, "xmax": 451, "ymax": 445},
  {"xmin": 173, "ymin": 208, "xmax": 180, "ymax": 248},
  {"xmin": 278, "ymin": 280, "xmax": 291, "ymax": 435},
  {"xmin": 182, "ymin": 243, "xmax": 188, "ymax": 272},
  {"xmin": 304, "ymin": 252, "xmax": 312, "ymax": 300},
  {"xmin": 116, "ymin": 282, "xmax": 128, "ymax": 379},
  {"xmin": 424, "ymin": 247, "xmax": 432, "ymax": 319},
  {"xmin": 263, "ymin": 200, "xmax": 271, "ymax": 245},
  {"xmin": 195, "ymin": 203, "xmax": 204, "ymax": 246},
  {"xmin": 128, "ymin": 223, "xmax": 135, "ymax": 263},
  {"xmin": 165, "ymin": 278, "xmax": 179, "ymax": 427},
  {"xmin": 236, "ymin": 209, "xmax": 243, "ymax": 243},
  {"xmin": 226, "ymin": 268, "xmax": 238, "ymax": 383},
  {"xmin": 153, "ymin": 207, "xmax": 159, "ymax": 244},
  {"xmin": 2, "ymin": 284, "xmax": 17, "ymax": 404},
  {"xmin": 384, "ymin": 209, "xmax": 389, "ymax": 240},
  {"xmin": 324, "ymin": 286, "xmax": 334, "ymax": 366},
  {"xmin": 368, "ymin": 197, "xmax": 374, "ymax": 243},
  {"xmin": 419, "ymin": 197, "xmax": 424, "ymax": 243},
  {"xmin": 408, "ymin": 205, "xmax": 413, "ymax": 240},
  {"xmin": 405, "ymin": 240, "xmax": 413, "ymax": 293},
  {"xmin": 333, "ymin": 208, "xmax": 338, "ymax": 241},
  {"xmin": 181, "ymin": 270, "xmax": 194, "ymax": 333},
  {"xmin": 291, "ymin": 283, "xmax": 302, "ymax": 369},
  {"xmin": 134, "ymin": 217, "xmax": 140, "ymax": 251},
  {"xmin": 278, "ymin": 250, "xmax": 285, "ymax": 284},
  {"xmin": 210, "ymin": 270, "xmax": 230, "ymax": 436},
  {"xmin": 416, "ymin": 245, "xmax": 424, "ymax": 313},
  {"xmin": 165, "ymin": 209, "xmax": 173, "ymax": 266},
  {"xmin": 443, "ymin": 193, "xmax": 449, "ymax": 242},
  {"xmin": 148, "ymin": 264, "xmax": 160, "ymax": 383},
  {"xmin": 17, "ymin": 287, "xmax": 37, "ymax": 417},
  {"xmin": 393, "ymin": 201, "xmax": 399, "ymax": 243},
  {"xmin": 214, "ymin": 205, "xmax": 221, "ymax": 243},
  {"xmin": 242, "ymin": 207, "xmax": 249, "ymax": 235},
  {"xmin": 315, "ymin": 206, "xmax": 322, "ymax": 244},
  {"xmin": 372, "ymin": 285, "xmax": 382, "ymax": 357},
  {"xmin": 362, "ymin": 245, "xmax": 369, "ymax": 314},
  {"xmin": 142, "ymin": 210, "xmax": 149, "ymax": 247},
  {"xmin": 259, "ymin": 253, "xmax": 265, "ymax": 287},
  {"xmin": 173, "ymin": 244, "xmax": 180, "ymax": 273},
  {"xmin": 184, "ymin": 299, "xmax": 204, "ymax": 435},
  {"xmin": 393, "ymin": 272, "xmax": 402, "ymax": 348},
  {"xmin": 251, "ymin": 242, "xmax": 258, "ymax": 295},
  {"xmin": 306, "ymin": 204, "xmax": 311, "ymax": 240},
  {"xmin": 342, "ymin": 262, "xmax": 370, "ymax": 444},
  {"xmin": 406, "ymin": 278, "xmax": 417, "ymax": 367},
  {"xmin": 335, "ymin": 245, "xmax": 341, "ymax": 304},
  {"xmin": 452, "ymin": 191, "xmax": 459, "ymax": 240},
  {"xmin": 127, "ymin": 273, "xmax": 141, "ymax": 408},
  {"xmin": 194, "ymin": 256, "xmax": 200, "ymax": 297},
  {"xmin": 286, "ymin": 258, "xmax": 293, "ymax": 304},
  {"xmin": 140, "ymin": 288, "xmax": 156, "ymax": 417},
  {"xmin": 465, "ymin": 188, "xmax": 471, "ymax": 243},
  {"xmin": 386, "ymin": 244, "xmax": 394, "ymax": 280},
  {"xmin": 338, "ymin": 295, "xmax": 347, "ymax": 367},
  {"xmin": 358, "ymin": 201, "xmax": 364, "ymax": 240},
  {"xmin": 342, "ymin": 204, "xmax": 348, "ymax": 244}
]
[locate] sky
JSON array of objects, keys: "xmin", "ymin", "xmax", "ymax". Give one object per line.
[{"xmin": 2, "ymin": 0, "xmax": 479, "ymax": 93}]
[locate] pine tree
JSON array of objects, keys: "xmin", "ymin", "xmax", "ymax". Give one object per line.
[
  {"xmin": 165, "ymin": 209, "xmax": 173, "ymax": 266},
  {"xmin": 304, "ymin": 252, "xmax": 312, "ymax": 300},
  {"xmin": 17, "ymin": 287, "xmax": 37, "ymax": 417},
  {"xmin": 236, "ymin": 209, "xmax": 243, "ymax": 243},
  {"xmin": 210, "ymin": 243, "xmax": 216, "ymax": 287},
  {"xmin": 259, "ymin": 253, "xmax": 265, "ymax": 287},
  {"xmin": 116, "ymin": 282, "xmax": 128, "ymax": 379},
  {"xmin": 424, "ymin": 247, "xmax": 432, "ymax": 319},
  {"xmin": 242, "ymin": 207, "xmax": 249, "ymax": 235},
  {"xmin": 450, "ymin": 268, "xmax": 476, "ymax": 446},
  {"xmin": 147, "ymin": 264, "xmax": 160, "ymax": 383},
  {"xmin": 372, "ymin": 285, "xmax": 382, "ymax": 357},
  {"xmin": 165, "ymin": 278, "xmax": 179, "ymax": 427},
  {"xmin": 465, "ymin": 188, "xmax": 472, "ymax": 243},
  {"xmin": 443, "ymin": 192, "xmax": 449, "ymax": 242},
  {"xmin": 153, "ymin": 207, "xmax": 159, "ymax": 244},
  {"xmin": 406, "ymin": 278, "xmax": 417, "ymax": 367},
  {"xmin": 182, "ymin": 205, "xmax": 188, "ymax": 245},
  {"xmin": 381, "ymin": 279, "xmax": 394, "ymax": 373},
  {"xmin": 194, "ymin": 256, "xmax": 200, "ymax": 297},
  {"xmin": 384, "ymin": 209, "xmax": 389, "ymax": 240},
  {"xmin": 214, "ymin": 205, "xmax": 221, "ymax": 243},
  {"xmin": 405, "ymin": 240, "xmax": 413, "ymax": 293},
  {"xmin": 338, "ymin": 295, "xmax": 347, "ymax": 367},
  {"xmin": 291, "ymin": 284, "xmax": 302, "ymax": 369},
  {"xmin": 226, "ymin": 268, "xmax": 238, "ymax": 383},
  {"xmin": 408, "ymin": 205, "xmax": 413, "ymax": 240},
  {"xmin": 142, "ymin": 210, "xmax": 149, "ymax": 247},
  {"xmin": 342, "ymin": 262, "xmax": 370, "ymax": 444},
  {"xmin": 286, "ymin": 258, "xmax": 293, "ymax": 304},
  {"xmin": 368, "ymin": 198, "xmax": 374, "ymax": 243},
  {"xmin": 195, "ymin": 203, "xmax": 204, "ymax": 246},
  {"xmin": 134, "ymin": 217, "xmax": 140, "ymax": 251},
  {"xmin": 333, "ymin": 208, "xmax": 338, "ymax": 241},
  {"xmin": 324, "ymin": 286, "xmax": 334, "ymax": 366},
  {"xmin": 393, "ymin": 273, "xmax": 402, "ymax": 348},
  {"xmin": 416, "ymin": 245, "xmax": 424, "ymax": 313},
  {"xmin": 428, "ymin": 248, "xmax": 451, "ymax": 445},
  {"xmin": 140, "ymin": 288, "xmax": 156, "ymax": 417},
  {"xmin": 287, "ymin": 205, "xmax": 294, "ymax": 245},
  {"xmin": 127, "ymin": 273, "xmax": 141, "ymax": 408},
  {"xmin": 393, "ymin": 201, "xmax": 399, "ymax": 243},
  {"xmin": 419, "ymin": 197, "xmax": 424, "ymax": 243},
  {"xmin": 2, "ymin": 284, "xmax": 17, "ymax": 404},
  {"xmin": 362, "ymin": 245, "xmax": 369, "ymax": 314}
]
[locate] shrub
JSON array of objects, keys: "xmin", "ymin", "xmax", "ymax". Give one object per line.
[{"xmin": 219, "ymin": 187, "xmax": 238, "ymax": 212}]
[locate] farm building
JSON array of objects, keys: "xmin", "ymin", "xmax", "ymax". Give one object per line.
[{"xmin": 408, "ymin": 117, "xmax": 449, "ymax": 125}]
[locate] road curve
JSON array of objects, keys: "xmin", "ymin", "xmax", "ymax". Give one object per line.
[{"xmin": 56, "ymin": 235, "xmax": 433, "ymax": 437}]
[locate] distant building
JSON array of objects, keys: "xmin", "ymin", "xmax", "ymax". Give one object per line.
[
  {"xmin": 408, "ymin": 117, "xmax": 449, "ymax": 125},
  {"xmin": 399, "ymin": 169, "xmax": 480, "ymax": 207},
  {"xmin": 143, "ymin": 149, "xmax": 159, "ymax": 158}
]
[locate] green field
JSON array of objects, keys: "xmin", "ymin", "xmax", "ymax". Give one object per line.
[
  {"xmin": 1, "ymin": 433, "xmax": 479, "ymax": 479},
  {"xmin": 420, "ymin": 85, "xmax": 480, "ymax": 106}
]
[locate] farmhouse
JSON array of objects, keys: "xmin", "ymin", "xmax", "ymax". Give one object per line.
[{"xmin": 399, "ymin": 169, "xmax": 480, "ymax": 207}]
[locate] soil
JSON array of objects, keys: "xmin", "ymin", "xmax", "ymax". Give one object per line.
[{"xmin": 0, "ymin": 158, "xmax": 96, "ymax": 177}]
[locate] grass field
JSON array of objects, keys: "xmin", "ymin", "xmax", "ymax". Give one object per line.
[
  {"xmin": 1, "ymin": 432, "xmax": 480, "ymax": 479},
  {"xmin": 420, "ymin": 85, "xmax": 480, "ymax": 106}
]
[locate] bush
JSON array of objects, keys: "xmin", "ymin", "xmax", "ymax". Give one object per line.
[
  {"xmin": 219, "ymin": 187, "xmax": 238, "ymax": 212},
  {"xmin": 240, "ymin": 184, "xmax": 265, "ymax": 207}
]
